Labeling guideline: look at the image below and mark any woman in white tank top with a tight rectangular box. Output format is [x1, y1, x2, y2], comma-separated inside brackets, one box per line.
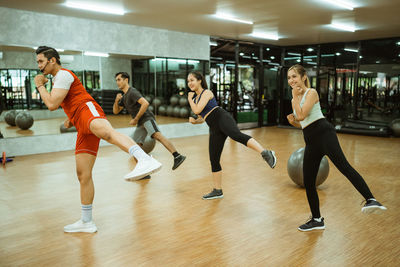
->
[286, 64, 386, 232]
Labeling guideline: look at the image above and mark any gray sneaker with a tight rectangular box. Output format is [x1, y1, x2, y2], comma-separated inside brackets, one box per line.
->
[202, 188, 223, 200]
[298, 217, 325, 232]
[261, 150, 277, 168]
[362, 199, 387, 214]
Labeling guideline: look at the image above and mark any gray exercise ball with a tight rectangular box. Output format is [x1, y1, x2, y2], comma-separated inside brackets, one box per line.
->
[152, 97, 163, 108]
[4, 110, 19, 126]
[166, 106, 174, 117]
[141, 136, 156, 153]
[170, 95, 179, 106]
[287, 147, 329, 187]
[148, 105, 154, 114]
[15, 111, 34, 130]
[179, 97, 188, 107]
[173, 106, 181, 117]
[390, 118, 400, 137]
[158, 105, 167, 116]
[179, 107, 190, 118]
[60, 123, 77, 133]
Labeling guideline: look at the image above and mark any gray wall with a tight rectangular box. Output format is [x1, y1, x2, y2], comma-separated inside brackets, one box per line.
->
[0, 7, 210, 60]
[0, 50, 131, 90]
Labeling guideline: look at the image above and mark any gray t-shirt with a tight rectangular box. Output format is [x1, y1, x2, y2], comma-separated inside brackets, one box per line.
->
[118, 87, 155, 125]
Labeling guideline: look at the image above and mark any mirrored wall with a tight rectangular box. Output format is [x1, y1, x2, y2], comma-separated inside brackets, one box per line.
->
[0, 44, 209, 138]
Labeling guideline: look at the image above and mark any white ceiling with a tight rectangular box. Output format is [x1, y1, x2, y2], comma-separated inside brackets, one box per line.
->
[1, 0, 400, 46]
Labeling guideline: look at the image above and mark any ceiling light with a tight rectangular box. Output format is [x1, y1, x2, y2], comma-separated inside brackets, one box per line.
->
[270, 56, 275, 59]
[344, 48, 358, 53]
[330, 23, 356, 32]
[307, 48, 314, 52]
[65, 1, 126, 15]
[210, 41, 218, 46]
[250, 32, 279, 40]
[240, 52, 245, 56]
[288, 52, 301, 56]
[322, 0, 354, 10]
[56, 48, 65, 52]
[214, 13, 253, 24]
[396, 41, 400, 46]
[84, 51, 109, 57]
[266, 48, 270, 51]
[336, 52, 341, 56]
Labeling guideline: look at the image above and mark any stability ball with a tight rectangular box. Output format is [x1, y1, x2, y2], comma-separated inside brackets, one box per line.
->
[173, 106, 181, 117]
[170, 95, 179, 106]
[148, 105, 154, 114]
[15, 111, 34, 130]
[287, 147, 329, 187]
[166, 106, 174, 117]
[158, 105, 167, 116]
[152, 97, 163, 108]
[144, 95, 153, 104]
[179, 107, 190, 118]
[179, 97, 188, 107]
[4, 110, 18, 126]
[60, 123, 77, 133]
[390, 118, 400, 137]
[141, 136, 156, 153]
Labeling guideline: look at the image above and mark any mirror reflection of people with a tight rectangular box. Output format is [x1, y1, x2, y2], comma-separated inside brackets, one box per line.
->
[187, 71, 277, 200]
[286, 64, 386, 232]
[113, 72, 186, 172]
[34, 46, 162, 233]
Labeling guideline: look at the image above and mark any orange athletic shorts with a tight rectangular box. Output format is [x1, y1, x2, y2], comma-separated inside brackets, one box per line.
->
[74, 101, 106, 156]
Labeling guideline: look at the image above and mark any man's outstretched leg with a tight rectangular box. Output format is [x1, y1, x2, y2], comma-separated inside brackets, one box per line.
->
[89, 118, 162, 180]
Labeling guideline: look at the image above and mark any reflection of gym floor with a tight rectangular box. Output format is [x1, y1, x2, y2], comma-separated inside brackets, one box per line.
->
[0, 114, 187, 138]
[1, 127, 399, 266]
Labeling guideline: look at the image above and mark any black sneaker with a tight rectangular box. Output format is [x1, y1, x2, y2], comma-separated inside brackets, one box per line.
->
[298, 217, 325, 231]
[361, 198, 387, 214]
[140, 175, 151, 180]
[202, 188, 223, 200]
[261, 150, 277, 168]
[172, 154, 186, 170]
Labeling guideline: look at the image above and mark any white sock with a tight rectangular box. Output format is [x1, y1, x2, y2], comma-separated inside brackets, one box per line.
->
[81, 204, 92, 223]
[129, 145, 150, 161]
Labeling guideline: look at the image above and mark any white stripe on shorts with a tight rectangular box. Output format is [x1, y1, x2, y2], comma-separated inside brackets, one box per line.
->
[86, 101, 100, 117]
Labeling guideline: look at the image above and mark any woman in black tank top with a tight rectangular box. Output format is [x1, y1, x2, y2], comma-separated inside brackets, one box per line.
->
[187, 71, 277, 200]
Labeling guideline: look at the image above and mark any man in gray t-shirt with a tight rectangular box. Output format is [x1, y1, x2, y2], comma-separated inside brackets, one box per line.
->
[113, 72, 186, 172]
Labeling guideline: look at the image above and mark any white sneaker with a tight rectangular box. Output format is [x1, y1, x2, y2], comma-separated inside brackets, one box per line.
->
[64, 219, 97, 233]
[124, 156, 162, 181]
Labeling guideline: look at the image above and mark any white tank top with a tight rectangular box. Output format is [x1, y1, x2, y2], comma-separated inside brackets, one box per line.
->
[293, 89, 325, 129]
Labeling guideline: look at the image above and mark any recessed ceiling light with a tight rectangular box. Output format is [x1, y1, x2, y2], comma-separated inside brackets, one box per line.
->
[322, 0, 354, 10]
[330, 23, 356, 32]
[65, 1, 126, 15]
[214, 13, 253, 24]
[336, 52, 341, 56]
[84, 51, 109, 57]
[344, 48, 358, 53]
[250, 32, 279, 40]
[307, 48, 314, 52]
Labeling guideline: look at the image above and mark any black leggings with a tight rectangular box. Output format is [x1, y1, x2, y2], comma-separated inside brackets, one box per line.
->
[205, 107, 251, 172]
[303, 119, 374, 218]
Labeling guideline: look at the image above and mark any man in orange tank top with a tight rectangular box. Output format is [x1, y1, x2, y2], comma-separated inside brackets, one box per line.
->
[34, 46, 162, 233]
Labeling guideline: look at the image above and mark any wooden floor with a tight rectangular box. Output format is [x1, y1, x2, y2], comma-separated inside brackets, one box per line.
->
[0, 114, 186, 138]
[1, 127, 399, 266]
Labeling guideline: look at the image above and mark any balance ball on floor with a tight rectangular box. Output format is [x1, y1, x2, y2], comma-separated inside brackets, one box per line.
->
[60, 123, 77, 133]
[390, 118, 400, 137]
[141, 136, 156, 153]
[15, 111, 34, 130]
[4, 110, 18, 126]
[287, 147, 329, 187]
